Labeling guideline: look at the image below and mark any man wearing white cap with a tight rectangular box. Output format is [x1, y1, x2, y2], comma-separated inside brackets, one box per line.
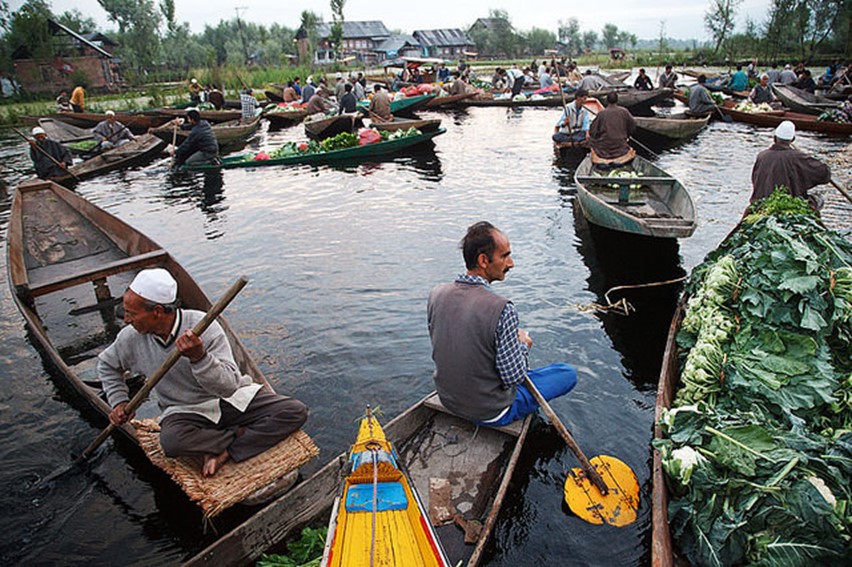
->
[98, 268, 309, 477]
[93, 110, 135, 150]
[750, 120, 831, 208]
[189, 78, 202, 102]
[28, 126, 73, 179]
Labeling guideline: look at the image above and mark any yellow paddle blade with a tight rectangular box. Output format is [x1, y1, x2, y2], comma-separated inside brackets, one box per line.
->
[563, 455, 639, 527]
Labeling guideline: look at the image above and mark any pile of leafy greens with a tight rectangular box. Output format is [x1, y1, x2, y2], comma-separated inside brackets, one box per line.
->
[655, 207, 852, 566]
[256, 526, 327, 567]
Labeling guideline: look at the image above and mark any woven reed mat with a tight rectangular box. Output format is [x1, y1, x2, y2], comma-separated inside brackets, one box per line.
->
[133, 418, 319, 518]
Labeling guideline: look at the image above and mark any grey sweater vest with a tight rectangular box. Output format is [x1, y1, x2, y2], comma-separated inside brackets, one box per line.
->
[428, 282, 516, 421]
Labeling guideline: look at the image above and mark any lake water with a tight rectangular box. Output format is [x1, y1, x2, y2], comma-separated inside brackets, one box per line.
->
[0, 100, 846, 566]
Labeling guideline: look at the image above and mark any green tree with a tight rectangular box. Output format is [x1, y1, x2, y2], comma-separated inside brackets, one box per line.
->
[98, 0, 162, 76]
[526, 27, 556, 56]
[704, 0, 741, 55]
[470, 9, 518, 58]
[329, 0, 345, 58]
[5, 0, 54, 61]
[559, 17, 582, 56]
[299, 10, 320, 65]
[582, 30, 598, 52]
[601, 23, 619, 48]
[657, 20, 669, 58]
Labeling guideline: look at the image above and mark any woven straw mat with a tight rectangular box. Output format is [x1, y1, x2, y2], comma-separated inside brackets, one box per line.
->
[133, 418, 319, 518]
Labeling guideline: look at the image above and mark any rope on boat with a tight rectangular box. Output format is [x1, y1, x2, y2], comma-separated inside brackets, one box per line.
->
[542, 275, 688, 316]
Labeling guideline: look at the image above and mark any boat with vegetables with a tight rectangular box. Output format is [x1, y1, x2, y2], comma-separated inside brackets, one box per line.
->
[771, 83, 841, 116]
[304, 113, 363, 140]
[185, 393, 531, 567]
[182, 127, 446, 171]
[320, 408, 451, 567]
[716, 99, 852, 135]
[263, 103, 309, 128]
[356, 94, 436, 117]
[653, 191, 852, 567]
[573, 155, 696, 238]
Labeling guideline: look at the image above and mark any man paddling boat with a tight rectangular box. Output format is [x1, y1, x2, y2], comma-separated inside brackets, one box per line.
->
[93, 110, 135, 151]
[171, 109, 219, 167]
[99, 268, 309, 477]
[427, 222, 577, 426]
[28, 126, 73, 179]
[588, 91, 636, 164]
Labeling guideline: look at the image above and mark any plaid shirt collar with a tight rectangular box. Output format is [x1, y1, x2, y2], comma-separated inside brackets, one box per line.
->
[455, 273, 490, 287]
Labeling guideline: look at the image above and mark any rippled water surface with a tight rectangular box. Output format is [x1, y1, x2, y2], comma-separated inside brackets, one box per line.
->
[0, 102, 846, 566]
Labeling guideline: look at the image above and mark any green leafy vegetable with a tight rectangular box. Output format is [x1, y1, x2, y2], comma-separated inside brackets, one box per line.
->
[256, 526, 328, 567]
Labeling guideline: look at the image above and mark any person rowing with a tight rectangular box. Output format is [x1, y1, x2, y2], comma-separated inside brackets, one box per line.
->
[28, 126, 73, 179]
[588, 91, 636, 165]
[93, 110, 135, 151]
[552, 88, 591, 145]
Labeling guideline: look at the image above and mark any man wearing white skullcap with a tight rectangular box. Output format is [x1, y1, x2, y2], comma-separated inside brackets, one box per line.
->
[98, 268, 308, 477]
[93, 109, 135, 150]
[750, 120, 831, 209]
[28, 125, 73, 179]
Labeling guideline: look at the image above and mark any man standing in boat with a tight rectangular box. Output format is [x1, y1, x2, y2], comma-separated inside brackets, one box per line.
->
[750, 121, 831, 210]
[93, 110, 135, 150]
[28, 126, 73, 179]
[427, 222, 577, 426]
[99, 268, 309, 477]
[171, 109, 219, 167]
[588, 91, 636, 164]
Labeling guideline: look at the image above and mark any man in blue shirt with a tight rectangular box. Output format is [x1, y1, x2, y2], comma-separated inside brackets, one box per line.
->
[553, 88, 592, 144]
[728, 65, 748, 92]
[427, 222, 577, 426]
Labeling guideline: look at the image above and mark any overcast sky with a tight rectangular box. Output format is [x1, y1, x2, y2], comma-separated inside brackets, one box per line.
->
[15, 0, 772, 41]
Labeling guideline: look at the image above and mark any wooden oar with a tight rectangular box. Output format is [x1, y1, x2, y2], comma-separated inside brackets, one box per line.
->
[37, 276, 248, 485]
[556, 72, 575, 140]
[13, 127, 80, 182]
[524, 376, 639, 527]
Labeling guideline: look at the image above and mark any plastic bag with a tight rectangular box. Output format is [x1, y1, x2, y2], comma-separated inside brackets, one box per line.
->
[358, 128, 382, 146]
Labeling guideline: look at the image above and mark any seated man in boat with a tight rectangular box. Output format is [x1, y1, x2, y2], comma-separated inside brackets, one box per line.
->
[658, 65, 678, 89]
[447, 72, 471, 96]
[727, 65, 748, 92]
[794, 69, 817, 94]
[747, 74, 777, 106]
[687, 75, 716, 117]
[28, 126, 73, 179]
[368, 84, 393, 122]
[304, 87, 334, 118]
[189, 78, 202, 102]
[552, 88, 591, 145]
[634, 68, 653, 90]
[427, 222, 577, 427]
[750, 121, 831, 211]
[338, 83, 358, 114]
[239, 88, 259, 120]
[56, 90, 72, 112]
[171, 109, 219, 168]
[282, 81, 299, 103]
[588, 91, 636, 164]
[99, 268, 309, 477]
[93, 110, 135, 151]
[578, 70, 611, 93]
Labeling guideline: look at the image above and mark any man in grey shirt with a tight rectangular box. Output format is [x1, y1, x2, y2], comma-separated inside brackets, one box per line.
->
[99, 268, 308, 477]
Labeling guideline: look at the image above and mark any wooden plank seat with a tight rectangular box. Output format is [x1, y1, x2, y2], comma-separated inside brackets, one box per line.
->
[424, 393, 524, 438]
[27, 249, 169, 298]
[575, 175, 677, 186]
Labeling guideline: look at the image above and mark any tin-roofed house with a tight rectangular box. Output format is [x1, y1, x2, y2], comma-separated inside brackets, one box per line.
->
[296, 20, 391, 66]
[373, 35, 421, 63]
[413, 29, 475, 59]
[12, 19, 123, 94]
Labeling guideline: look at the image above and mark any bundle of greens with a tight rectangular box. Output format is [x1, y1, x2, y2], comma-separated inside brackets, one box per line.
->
[655, 209, 852, 566]
[378, 126, 422, 141]
[320, 131, 358, 151]
[256, 526, 327, 567]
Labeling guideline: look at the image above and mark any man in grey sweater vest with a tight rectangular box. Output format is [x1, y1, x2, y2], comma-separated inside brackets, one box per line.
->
[99, 268, 308, 477]
[427, 222, 577, 426]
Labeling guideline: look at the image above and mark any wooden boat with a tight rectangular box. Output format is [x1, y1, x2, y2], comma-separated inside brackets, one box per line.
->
[573, 154, 696, 238]
[633, 113, 710, 143]
[264, 106, 309, 129]
[770, 83, 841, 115]
[605, 71, 632, 84]
[5, 180, 272, 452]
[357, 94, 436, 116]
[51, 111, 172, 134]
[591, 88, 673, 110]
[464, 93, 564, 107]
[184, 393, 531, 567]
[679, 68, 721, 80]
[50, 133, 166, 183]
[264, 89, 284, 103]
[424, 91, 477, 108]
[149, 116, 261, 148]
[153, 107, 243, 124]
[184, 128, 446, 171]
[34, 118, 93, 143]
[320, 409, 451, 567]
[717, 99, 852, 135]
[369, 116, 442, 133]
[304, 113, 363, 140]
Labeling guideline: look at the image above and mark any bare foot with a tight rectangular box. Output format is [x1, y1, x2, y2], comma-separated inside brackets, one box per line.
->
[202, 450, 230, 477]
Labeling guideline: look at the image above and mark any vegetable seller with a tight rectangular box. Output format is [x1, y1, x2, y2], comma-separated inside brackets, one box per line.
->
[687, 75, 716, 117]
[93, 110, 135, 150]
[99, 268, 309, 477]
[368, 84, 393, 122]
[748, 74, 776, 105]
[727, 65, 748, 92]
[589, 91, 636, 165]
[427, 222, 577, 426]
[338, 83, 357, 114]
[552, 87, 591, 144]
[750, 121, 831, 210]
[305, 87, 334, 117]
[28, 126, 73, 179]
[171, 109, 219, 167]
[239, 88, 259, 120]
[282, 81, 299, 103]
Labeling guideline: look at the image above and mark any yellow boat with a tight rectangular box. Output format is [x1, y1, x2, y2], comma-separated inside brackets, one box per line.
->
[321, 409, 451, 567]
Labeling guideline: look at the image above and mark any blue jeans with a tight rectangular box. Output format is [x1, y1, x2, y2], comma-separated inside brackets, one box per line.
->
[476, 362, 577, 427]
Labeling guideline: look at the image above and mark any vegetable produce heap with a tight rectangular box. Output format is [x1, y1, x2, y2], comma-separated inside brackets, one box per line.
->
[655, 189, 852, 566]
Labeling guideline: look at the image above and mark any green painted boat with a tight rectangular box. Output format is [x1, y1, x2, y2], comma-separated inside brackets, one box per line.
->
[574, 154, 696, 238]
[183, 128, 446, 171]
[356, 94, 435, 116]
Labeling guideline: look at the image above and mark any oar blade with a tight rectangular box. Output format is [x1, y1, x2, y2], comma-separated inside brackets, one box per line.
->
[563, 455, 639, 527]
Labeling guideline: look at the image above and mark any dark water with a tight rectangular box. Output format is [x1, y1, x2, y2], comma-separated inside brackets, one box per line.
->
[0, 104, 845, 566]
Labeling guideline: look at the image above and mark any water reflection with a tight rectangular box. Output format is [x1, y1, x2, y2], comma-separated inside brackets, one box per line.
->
[161, 170, 228, 239]
[571, 201, 684, 386]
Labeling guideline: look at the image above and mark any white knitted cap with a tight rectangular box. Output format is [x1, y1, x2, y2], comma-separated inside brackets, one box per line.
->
[105, 110, 115, 116]
[775, 120, 795, 141]
[129, 268, 177, 304]
[32, 126, 46, 135]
